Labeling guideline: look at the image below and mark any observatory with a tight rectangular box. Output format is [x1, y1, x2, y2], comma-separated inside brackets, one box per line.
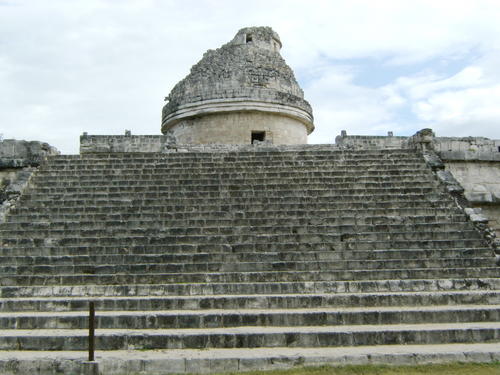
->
[161, 27, 314, 145]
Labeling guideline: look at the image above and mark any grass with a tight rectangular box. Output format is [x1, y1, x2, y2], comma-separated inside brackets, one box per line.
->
[207, 363, 500, 375]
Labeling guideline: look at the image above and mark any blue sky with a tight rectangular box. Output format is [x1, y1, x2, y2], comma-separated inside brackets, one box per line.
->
[1, 0, 500, 153]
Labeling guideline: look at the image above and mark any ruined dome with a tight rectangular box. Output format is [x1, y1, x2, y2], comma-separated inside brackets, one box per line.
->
[161, 26, 314, 145]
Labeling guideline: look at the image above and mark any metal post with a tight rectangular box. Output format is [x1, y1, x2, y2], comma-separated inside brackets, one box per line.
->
[88, 301, 95, 362]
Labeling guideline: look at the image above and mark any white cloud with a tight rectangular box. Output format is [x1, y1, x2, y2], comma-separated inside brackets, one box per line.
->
[413, 85, 500, 137]
[305, 67, 404, 143]
[281, 0, 500, 70]
[379, 51, 500, 138]
[407, 67, 485, 100]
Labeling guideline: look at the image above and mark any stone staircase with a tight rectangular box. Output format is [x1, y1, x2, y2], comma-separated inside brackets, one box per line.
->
[0, 147, 498, 374]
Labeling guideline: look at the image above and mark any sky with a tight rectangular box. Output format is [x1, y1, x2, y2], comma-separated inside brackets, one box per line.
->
[1, 0, 500, 154]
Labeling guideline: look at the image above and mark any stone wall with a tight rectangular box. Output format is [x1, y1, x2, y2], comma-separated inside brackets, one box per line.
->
[167, 112, 308, 145]
[0, 139, 58, 168]
[335, 131, 407, 149]
[443, 161, 500, 204]
[434, 137, 500, 161]
[0, 139, 59, 222]
[433, 137, 500, 237]
[80, 134, 341, 154]
[80, 134, 172, 153]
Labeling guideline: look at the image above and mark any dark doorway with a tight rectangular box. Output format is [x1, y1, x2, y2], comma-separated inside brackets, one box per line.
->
[251, 131, 265, 144]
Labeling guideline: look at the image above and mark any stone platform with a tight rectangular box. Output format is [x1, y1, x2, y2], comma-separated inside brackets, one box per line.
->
[0, 145, 498, 374]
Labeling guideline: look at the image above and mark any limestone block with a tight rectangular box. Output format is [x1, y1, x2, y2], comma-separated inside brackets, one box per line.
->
[465, 189, 493, 203]
[334, 134, 407, 149]
[436, 136, 500, 161]
[80, 135, 170, 154]
[436, 170, 464, 193]
[464, 208, 489, 223]
[423, 153, 444, 170]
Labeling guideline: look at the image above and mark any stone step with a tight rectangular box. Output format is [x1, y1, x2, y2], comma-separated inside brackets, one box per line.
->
[43, 161, 428, 170]
[2, 216, 470, 231]
[1, 344, 498, 374]
[20, 188, 444, 202]
[31, 173, 436, 187]
[30, 165, 427, 180]
[2, 287, 499, 310]
[29, 181, 441, 195]
[40, 153, 426, 162]
[1, 267, 498, 287]
[42, 152, 423, 160]
[36, 164, 429, 176]
[7, 210, 460, 223]
[37, 158, 428, 168]
[9, 198, 459, 212]
[3, 277, 499, 299]
[44, 151, 419, 164]
[4, 210, 466, 224]
[0, 222, 477, 238]
[44, 157, 425, 165]
[17, 194, 453, 207]
[1, 305, 498, 330]
[0, 239, 489, 256]
[34, 171, 430, 183]
[36, 168, 429, 179]
[0, 258, 492, 276]
[9, 203, 458, 219]
[0, 231, 484, 248]
[1, 322, 499, 350]
[20, 197, 450, 210]
[40, 158, 426, 168]
[0, 248, 491, 266]
[7, 207, 460, 223]
[1, 214, 470, 229]
[45, 148, 416, 157]
[34, 169, 433, 182]
[43, 152, 424, 164]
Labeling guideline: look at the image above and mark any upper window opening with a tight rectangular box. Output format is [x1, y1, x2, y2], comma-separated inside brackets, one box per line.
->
[498, 146, 500, 152]
[246, 34, 253, 43]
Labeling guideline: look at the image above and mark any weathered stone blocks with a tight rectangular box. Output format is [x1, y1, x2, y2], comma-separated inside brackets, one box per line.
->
[161, 27, 313, 144]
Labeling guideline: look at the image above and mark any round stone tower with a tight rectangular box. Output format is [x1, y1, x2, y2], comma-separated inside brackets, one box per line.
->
[161, 26, 314, 144]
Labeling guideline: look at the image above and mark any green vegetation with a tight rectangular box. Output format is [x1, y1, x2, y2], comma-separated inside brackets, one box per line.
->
[208, 363, 500, 375]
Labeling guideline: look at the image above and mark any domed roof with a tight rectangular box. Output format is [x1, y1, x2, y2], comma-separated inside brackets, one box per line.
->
[161, 26, 313, 134]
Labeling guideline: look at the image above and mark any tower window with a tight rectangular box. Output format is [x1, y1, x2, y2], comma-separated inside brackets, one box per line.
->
[246, 34, 253, 43]
[498, 146, 500, 152]
[251, 131, 265, 144]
